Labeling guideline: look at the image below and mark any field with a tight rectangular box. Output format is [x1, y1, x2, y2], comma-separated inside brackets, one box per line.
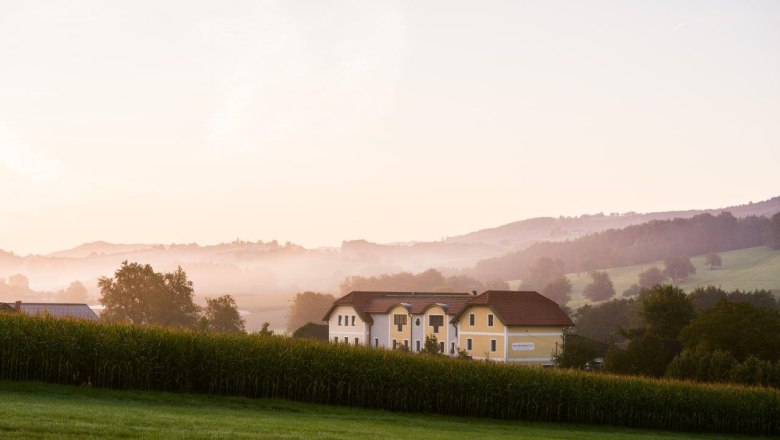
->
[509, 246, 780, 309]
[0, 380, 763, 440]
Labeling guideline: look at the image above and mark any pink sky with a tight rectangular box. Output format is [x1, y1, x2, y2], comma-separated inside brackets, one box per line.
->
[1, 1, 779, 255]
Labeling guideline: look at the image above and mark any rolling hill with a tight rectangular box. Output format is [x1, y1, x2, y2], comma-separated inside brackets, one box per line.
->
[509, 246, 780, 309]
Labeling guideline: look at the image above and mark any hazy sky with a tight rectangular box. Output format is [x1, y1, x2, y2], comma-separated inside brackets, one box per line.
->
[1, 1, 779, 255]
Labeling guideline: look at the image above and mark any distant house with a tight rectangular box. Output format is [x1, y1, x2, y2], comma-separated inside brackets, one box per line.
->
[0, 301, 100, 321]
[291, 322, 329, 341]
[322, 290, 573, 366]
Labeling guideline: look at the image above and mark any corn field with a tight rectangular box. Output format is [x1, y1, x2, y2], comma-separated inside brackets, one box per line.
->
[0, 313, 778, 436]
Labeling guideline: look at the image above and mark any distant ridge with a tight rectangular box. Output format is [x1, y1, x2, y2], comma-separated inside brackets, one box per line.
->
[444, 196, 780, 249]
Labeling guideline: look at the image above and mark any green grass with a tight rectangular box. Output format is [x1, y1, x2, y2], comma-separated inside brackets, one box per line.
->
[509, 246, 780, 309]
[0, 381, 765, 440]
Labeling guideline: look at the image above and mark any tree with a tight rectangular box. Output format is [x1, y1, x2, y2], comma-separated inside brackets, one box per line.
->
[159, 266, 200, 328]
[287, 291, 336, 332]
[662, 256, 696, 283]
[58, 281, 89, 303]
[582, 271, 615, 302]
[572, 298, 637, 344]
[727, 289, 779, 310]
[637, 266, 666, 288]
[422, 334, 440, 355]
[604, 330, 672, 377]
[541, 276, 572, 305]
[622, 284, 641, 297]
[556, 334, 601, 369]
[688, 285, 727, 313]
[704, 252, 722, 270]
[767, 212, 780, 250]
[202, 295, 246, 334]
[258, 322, 273, 336]
[520, 257, 566, 291]
[679, 301, 780, 362]
[641, 284, 694, 340]
[99, 261, 170, 326]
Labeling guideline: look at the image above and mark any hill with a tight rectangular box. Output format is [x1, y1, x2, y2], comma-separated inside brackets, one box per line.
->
[446, 196, 780, 249]
[0, 381, 745, 440]
[508, 246, 780, 309]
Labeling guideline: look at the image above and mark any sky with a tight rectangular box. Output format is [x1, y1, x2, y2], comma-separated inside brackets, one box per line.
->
[1, 1, 779, 255]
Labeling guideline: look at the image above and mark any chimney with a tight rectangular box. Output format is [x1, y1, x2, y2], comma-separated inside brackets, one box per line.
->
[472, 290, 477, 296]
[14, 301, 21, 311]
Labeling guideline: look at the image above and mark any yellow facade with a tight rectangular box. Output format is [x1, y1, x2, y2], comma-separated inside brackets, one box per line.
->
[505, 326, 563, 365]
[423, 305, 448, 350]
[457, 305, 505, 360]
[388, 305, 411, 349]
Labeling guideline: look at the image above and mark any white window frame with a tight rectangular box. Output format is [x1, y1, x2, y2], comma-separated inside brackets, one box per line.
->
[466, 338, 472, 351]
[469, 313, 475, 326]
[374, 337, 379, 347]
[490, 339, 497, 352]
[488, 314, 494, 327]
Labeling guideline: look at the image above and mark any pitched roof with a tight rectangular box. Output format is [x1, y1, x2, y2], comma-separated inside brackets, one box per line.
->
[16, 303, 100, 321]
[451, 291, 573, 327]
[321, 291, 470, 323]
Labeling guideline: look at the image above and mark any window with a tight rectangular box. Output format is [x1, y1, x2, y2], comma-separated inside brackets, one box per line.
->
[393, 314, 407, 331]
[469, 314, 475, 326]
[354, 337, 359, 345]
[467, 338, 472, 351]
[429, 315, 444, 333]
[450, 342, 455, 354]
[351, 316, 355, 326]
[392, 339, 397, 350]
[439, 342, 444, 353]
[338, 315, 342, 326]
[344, 337, 348, 344]
[334, 336, 338, 344]
[374, 338, 379, 348]
[416, 340, 421, 352]
[488, 314, 494, 327]
[490, 339, 496, 352]
[404, 339, 408, 349]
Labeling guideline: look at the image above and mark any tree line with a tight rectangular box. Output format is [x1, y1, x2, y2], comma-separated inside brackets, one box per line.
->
[472, 211, 775, 281]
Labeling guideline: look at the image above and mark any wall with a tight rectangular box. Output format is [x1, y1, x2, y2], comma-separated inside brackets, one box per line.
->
[327, 305, 367, 346]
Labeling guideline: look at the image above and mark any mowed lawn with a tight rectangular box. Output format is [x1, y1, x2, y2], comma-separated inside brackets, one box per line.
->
[0, 381, 765, 440]
[509, 246, 780, 309]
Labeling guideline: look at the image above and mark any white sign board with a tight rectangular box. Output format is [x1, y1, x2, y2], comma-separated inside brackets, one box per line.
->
[512, 342, 535, 351]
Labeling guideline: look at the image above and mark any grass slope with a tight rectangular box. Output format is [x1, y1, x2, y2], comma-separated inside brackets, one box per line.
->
[0, 381, 761, 440]
[509, 246, 780, 308]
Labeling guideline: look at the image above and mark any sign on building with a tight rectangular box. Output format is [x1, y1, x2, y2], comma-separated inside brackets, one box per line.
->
[511, 342, 534, 351]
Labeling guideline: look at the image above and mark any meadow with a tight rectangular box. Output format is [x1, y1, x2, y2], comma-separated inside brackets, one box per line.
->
[509, 246, 780, 308]
[0, 380, 766, 440]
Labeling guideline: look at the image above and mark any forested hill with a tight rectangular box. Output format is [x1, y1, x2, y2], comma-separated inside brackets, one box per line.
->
[468, 212, 774, 282]
[446, 196, 780, 249]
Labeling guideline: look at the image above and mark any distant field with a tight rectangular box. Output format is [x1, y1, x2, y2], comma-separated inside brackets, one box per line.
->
[509, 246, 780, 309]
[0, 381, 761, 440]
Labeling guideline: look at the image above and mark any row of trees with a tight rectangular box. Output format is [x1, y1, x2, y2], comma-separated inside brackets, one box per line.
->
[99, 261, 245, 333]
[473, 212, 771, 281]
[521, 253, 704, 305]
[340, 268, 508, 295]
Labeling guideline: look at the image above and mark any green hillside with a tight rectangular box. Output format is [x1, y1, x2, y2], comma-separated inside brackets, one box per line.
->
[510, 246, 780, 309]
[0, 381, 755, 440]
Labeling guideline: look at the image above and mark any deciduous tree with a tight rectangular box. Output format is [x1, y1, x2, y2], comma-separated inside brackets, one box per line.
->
[583, 271, 615, 302]
[637, 266, 666, 288]
[203, 294, 246, 334]
[704, 252, 722, 270]
[662, 256, 696, 283]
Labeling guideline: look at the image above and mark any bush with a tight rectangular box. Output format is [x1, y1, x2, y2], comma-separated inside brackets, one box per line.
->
[1, 313, 779, 436]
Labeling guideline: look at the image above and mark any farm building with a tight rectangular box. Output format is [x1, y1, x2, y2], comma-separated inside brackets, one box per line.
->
[0, 301, 100, 321]
[322, 290, 573, 366]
